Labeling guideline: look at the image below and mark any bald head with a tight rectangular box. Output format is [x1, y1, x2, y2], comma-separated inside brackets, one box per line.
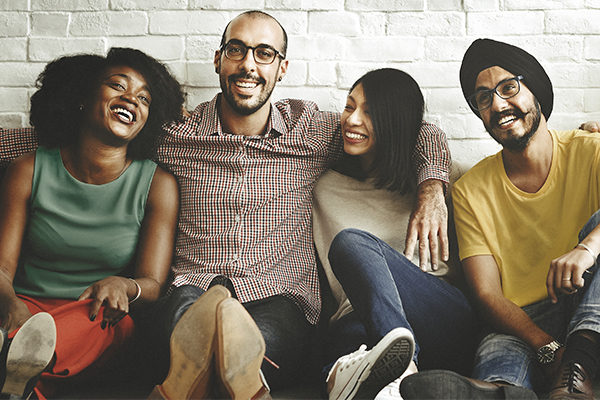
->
[220, 11, 287, 58]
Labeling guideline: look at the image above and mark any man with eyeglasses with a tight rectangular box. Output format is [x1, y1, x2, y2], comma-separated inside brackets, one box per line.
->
[138, 9, 451, 399]
[400, 38, 600, 400]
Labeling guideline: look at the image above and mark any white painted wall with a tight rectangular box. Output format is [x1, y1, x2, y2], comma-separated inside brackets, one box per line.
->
[2, 0, 600, 163]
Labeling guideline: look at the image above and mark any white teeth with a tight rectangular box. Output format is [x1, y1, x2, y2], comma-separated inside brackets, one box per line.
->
[114, 108, 133, 122]
[498, 115, 517, 126]
[345, 132, 367, 140]
[236, 81, 258, 89]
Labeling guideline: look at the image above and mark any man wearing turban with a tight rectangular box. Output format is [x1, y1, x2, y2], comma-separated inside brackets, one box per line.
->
[400, 38, 600, 400]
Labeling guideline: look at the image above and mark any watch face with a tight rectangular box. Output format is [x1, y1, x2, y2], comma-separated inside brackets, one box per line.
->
[538, 346, 555, 364]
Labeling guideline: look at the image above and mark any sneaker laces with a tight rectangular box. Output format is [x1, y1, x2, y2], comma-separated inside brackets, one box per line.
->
[327, 344, 369, 380]
[558, 362, 587, 394]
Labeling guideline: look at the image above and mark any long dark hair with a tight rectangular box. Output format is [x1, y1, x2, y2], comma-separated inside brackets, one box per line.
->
[334, 68, 424, 194]
[30, 47, 185, 160]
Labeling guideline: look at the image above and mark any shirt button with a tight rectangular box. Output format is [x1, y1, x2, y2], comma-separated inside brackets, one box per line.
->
[235, 215, 241, 222]
[238, 176, 244, 183]
[232, 253, 238, 261]
[238, 146, 244, 152]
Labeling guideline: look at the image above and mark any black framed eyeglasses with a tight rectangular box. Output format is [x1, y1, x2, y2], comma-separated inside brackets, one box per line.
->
[221, 40, 285, 65]
[467, 75, 524, 111]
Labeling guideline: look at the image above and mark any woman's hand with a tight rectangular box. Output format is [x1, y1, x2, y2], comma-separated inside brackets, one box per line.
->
[78, 276, 136, 329]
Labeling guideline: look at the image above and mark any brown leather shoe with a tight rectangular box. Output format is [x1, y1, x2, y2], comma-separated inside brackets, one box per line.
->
[148, 286, 231, 400]
[549, 362, 594, 400]
[400, 370, 538, 399]
[215, 298, 272, 400]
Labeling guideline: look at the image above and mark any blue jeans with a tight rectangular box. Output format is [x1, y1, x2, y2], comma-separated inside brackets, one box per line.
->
[135, 279, 315, 391]
[473, 210, 600, 391]
[321, 229, 478, 384]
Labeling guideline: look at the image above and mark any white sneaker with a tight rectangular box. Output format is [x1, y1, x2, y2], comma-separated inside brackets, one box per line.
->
[376, 377, 402, 400]
[326, 327, 415, 400]
[375, 361, 418, 400]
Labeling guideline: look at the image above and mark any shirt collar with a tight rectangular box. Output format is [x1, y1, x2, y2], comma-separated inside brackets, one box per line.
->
[210, 93, 285, 139]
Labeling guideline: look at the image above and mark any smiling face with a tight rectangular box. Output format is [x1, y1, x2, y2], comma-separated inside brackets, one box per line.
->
[83, 65, 151, 144]
[214, 14, 288, 116]
[341, 83, 376, 169]
[475, 66, 542, 151]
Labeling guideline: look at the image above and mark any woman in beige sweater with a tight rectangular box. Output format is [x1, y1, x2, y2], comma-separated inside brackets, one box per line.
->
[314, 68, 478, 400]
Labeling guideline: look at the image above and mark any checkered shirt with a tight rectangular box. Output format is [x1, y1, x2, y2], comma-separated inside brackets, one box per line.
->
[0, 127, 37, 169]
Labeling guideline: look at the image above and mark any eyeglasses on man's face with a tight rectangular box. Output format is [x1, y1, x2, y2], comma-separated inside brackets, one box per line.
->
[468, 75, 524, 111]
[221, 40, 285, 65]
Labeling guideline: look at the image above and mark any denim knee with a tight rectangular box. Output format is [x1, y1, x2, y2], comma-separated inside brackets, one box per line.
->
[329, 229, 371, 257]
[579, 209, 600, 242]
[473, 332, 543, 390]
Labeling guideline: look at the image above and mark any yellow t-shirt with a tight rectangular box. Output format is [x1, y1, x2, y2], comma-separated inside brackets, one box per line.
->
[453, 130, 600, 307]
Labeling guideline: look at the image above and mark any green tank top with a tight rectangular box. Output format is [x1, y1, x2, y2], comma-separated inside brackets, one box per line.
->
[13, 146, 157, 299]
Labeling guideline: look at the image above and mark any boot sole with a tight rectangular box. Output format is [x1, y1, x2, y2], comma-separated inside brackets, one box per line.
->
[2, 312, 56, 397]
[155, 285, 230, 400]
[330, 327, 414, 400]
[216, 298, 266, 400]
[354, 333, 414, 399]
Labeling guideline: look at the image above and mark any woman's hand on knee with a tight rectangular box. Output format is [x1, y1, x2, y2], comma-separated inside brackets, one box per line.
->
[78, 276, 132, 328]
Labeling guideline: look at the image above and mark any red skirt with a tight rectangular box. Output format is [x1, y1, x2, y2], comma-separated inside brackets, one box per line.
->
[9, 295, 135, 399]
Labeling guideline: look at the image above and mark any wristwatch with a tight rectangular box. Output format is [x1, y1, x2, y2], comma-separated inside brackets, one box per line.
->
[536, 340, 563, 364]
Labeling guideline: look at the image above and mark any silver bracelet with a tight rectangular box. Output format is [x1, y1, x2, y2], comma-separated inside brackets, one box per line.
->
[129, 278, 142, 304]
[576, 243, 597, 262]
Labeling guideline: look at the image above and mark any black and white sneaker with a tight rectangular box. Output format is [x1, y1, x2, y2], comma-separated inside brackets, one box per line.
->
[326, 327, 415, 400]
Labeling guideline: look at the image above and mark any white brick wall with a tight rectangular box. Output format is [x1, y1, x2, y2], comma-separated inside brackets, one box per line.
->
[2, 1, 600, 163]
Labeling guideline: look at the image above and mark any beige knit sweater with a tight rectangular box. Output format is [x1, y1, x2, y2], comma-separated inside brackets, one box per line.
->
[312, 164, 467, 324]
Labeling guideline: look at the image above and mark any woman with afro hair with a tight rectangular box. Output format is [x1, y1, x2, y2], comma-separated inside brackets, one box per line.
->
[0, 47, 184, 399]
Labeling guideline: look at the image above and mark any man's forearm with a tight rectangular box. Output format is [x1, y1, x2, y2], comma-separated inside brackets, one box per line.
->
[417, 178, 444, 199]
[475, 290, 555, 352]
[406, 178, 449, 269]
[463, 256, 555, 351]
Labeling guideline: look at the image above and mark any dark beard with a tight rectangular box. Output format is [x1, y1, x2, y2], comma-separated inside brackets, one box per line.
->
[486, 99, 542, 152]
[220, 73, 271, 116]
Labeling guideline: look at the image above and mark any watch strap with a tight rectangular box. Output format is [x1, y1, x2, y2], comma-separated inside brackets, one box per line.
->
[536, 340, 563, 363]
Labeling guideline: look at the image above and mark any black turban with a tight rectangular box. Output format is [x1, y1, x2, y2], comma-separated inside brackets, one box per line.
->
[459, 38, 553, 121]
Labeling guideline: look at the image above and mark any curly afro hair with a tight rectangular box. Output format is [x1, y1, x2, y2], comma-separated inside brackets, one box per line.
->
[30, 47, 185, 159]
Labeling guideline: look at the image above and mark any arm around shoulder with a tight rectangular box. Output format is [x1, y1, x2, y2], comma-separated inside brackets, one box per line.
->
[404, 123, 451, 269]
[0, 127, 38, 169]
[413, 122, 451, 187]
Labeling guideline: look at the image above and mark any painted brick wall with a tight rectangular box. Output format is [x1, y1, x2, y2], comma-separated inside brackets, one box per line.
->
[1, 0, 600, 163]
